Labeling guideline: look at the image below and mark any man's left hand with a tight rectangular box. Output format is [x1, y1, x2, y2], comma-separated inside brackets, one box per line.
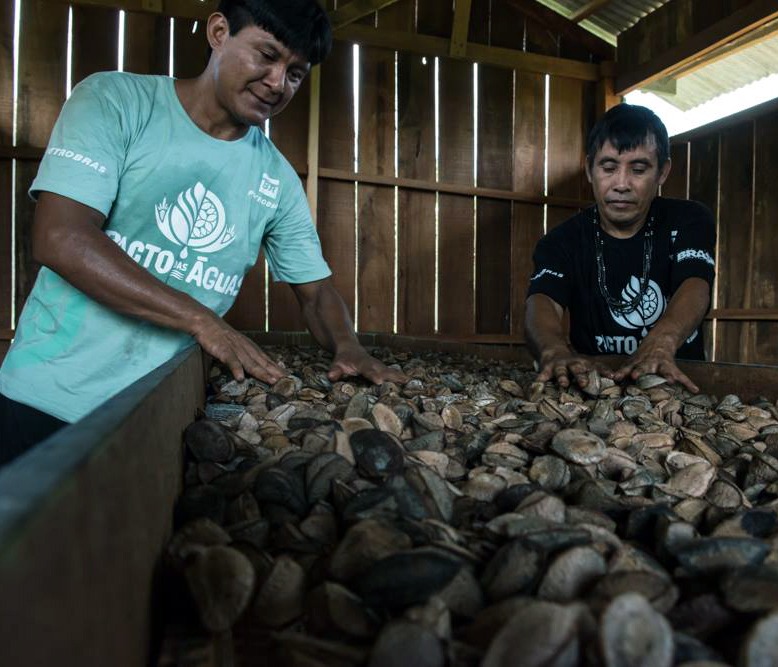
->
[328, 344, 409, 385]
[613, 333, 699, 393]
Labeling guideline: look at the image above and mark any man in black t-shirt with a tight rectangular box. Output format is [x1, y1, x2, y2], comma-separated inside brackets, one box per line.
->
[525, 104, 716, 393]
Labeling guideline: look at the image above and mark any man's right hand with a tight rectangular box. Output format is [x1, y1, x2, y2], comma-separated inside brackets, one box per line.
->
[536, 345, 614, 390]
[191, 313, 286, 384]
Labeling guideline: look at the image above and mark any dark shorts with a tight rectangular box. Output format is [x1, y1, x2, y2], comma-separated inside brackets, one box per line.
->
[0, 393, 68, 466]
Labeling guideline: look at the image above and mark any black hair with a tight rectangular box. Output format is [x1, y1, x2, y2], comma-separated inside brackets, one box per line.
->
[586, 103, 670, 168]
[217, 0, 332, 65]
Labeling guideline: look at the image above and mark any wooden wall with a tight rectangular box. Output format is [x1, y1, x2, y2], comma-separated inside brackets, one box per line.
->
[666, 97, 778, 365]
[0, 0, 597, 362]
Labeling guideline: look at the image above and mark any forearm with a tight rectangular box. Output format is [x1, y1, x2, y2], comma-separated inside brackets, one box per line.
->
[296, 280, 360, 354]
[33, 197, 214, 336]
[525, 294, 571, 362]
[643, 277, 710, 352]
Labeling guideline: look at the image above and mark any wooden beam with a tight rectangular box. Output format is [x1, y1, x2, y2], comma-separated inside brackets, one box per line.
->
[707, 309, 778, 322]
[569, 0, 613, 24]
[616, 0, 778, 94]
[318, 167, 592, 209]
[329, 0, 401, 30]
[306, 66, 321, 225]
[449, 0, 472, 58]
[503, 0, 615, 59]
[337, 24, 600, 81]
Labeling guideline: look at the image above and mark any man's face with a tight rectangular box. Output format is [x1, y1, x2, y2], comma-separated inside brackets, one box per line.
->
[585, 137, 671, 237]
[210, 16, 310, 127]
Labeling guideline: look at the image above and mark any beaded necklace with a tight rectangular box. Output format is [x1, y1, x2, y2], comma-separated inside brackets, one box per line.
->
[593, 207, 654, 316]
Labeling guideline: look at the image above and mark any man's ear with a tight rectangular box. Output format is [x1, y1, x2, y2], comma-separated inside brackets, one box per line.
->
[584, 159, 593, 184]
[206, 12, 231, 51]
[658, 158, 672, 187]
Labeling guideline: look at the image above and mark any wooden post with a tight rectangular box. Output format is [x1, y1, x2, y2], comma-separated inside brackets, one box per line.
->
[306, 65, 321, 225]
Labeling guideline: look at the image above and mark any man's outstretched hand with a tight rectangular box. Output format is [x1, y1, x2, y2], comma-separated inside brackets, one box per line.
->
[327, 343, 409, 385]
[536, 345, 615, 390]
[613, 333, 699, 393]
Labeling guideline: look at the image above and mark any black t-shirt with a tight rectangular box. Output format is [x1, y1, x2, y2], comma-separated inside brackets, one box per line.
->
[527, 197, 716, 360]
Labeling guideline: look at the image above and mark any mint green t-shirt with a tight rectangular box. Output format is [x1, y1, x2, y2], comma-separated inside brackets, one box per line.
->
[0, 72, 331, 422]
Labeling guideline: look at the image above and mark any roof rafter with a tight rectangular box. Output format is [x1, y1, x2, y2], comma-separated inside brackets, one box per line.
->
[569, 0, 614, 24]
[328, 0, 402, 31]
[449, 0, 473, 58]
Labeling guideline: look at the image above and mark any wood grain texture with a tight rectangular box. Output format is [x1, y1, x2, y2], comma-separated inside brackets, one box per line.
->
[514, 71, 546, 197]
[224, 253, 266, 332]
[662, 141, 689, 199]
[172, 17, 209, 79]
[715, 122, 752, 362]
[270, 76, 310, 174]
[438, 193, 475, 336]
[319, 41, 354, 172]
[396, 50, 435, 335]
[438, 57, 473, 186]
[511, 202, 545, 340]
[0, 0, 13, 145]
[123, 11, 170, 75]
[688, 135, 719, 214]
[317, 179, 356, 321]
[71, 5, 118, 87]
[13, 161, 39, 316]
[547, 77, 585, 200]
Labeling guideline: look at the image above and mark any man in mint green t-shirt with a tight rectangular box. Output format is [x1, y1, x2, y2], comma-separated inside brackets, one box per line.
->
[0, 0, 407, 465]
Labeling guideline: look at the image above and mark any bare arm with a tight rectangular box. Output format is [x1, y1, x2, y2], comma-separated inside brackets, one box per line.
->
[525, 293, 612, 388]
[613, 277, 710, 392]
[32, 191, 285, 382]
[290, 279, 408, 384]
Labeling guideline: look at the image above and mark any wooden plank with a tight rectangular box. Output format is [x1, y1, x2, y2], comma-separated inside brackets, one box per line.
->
[330, 0, 401, 30]
[753, 109, 778, 365]
[336, 25, 601, 81]
[662, 141, 689, 199]
[715, 122, 753, 362]
[688, 135, 719, 221]
[355, 44, 394, 332]
[449, 0, 472, 57]
[123, 11, 170, 75]
[0, 160, 11, 331]
[14, 161, 40, 315]
[396, 49, 435, 335]
[224, 253, 266, 332]
[547, 77, 585, 200]
[476, 63, 513, 334]
[270, 77, 310, 174]
[172, 17, 209, 79]
[0, 0, 13, 145]
[547, 205, 579, 232]
[317, 179, 356, 322]
[416, 0, 454, 38]
[438, 58, 473, 187]
[0, 347, 203, 667]
[511, 203, 544, 340]
[616, 0, 778, 94]
[16, 0, 68, 148]
[318, 166, 591, 207]
[375, 0, 414, 31]
[513, 72, 546, 197]
[319, 41, 354, 172]
[306, 66, 321, 220]
[71, 5, 118, 87]
[438, 193, 475, 336]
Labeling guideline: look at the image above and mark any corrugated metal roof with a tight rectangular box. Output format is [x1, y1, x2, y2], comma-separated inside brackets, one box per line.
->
[534, 0, 778, 111]
[535, 0, 673, 45]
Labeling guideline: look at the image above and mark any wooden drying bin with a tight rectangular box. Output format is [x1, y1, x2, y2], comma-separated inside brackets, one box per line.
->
[0, 334, 776, 667]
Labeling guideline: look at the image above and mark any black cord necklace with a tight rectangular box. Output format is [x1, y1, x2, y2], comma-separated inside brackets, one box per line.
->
[593, 207, 654, 316]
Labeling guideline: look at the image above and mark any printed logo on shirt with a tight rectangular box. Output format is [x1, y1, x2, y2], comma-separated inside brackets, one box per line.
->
[530, 268, 565, 282]
[247, 173, 280, 209]
[676, 248, 715, 266]
[154, 182, 236, 259]
[608, 275, 667, 333]
[45, 146, 108, 174]
[671, 230, 678, 244]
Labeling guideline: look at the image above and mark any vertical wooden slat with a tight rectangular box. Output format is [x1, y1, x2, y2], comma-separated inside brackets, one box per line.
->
[318, 41, 355, 320]
[267, 76, 311, 332]
[71, 5, 118, 87]
[397, 50, 435, 335]
[224, 252, 266, 332]
[172, 18, 209, 79]
[547, 76, 585, 201]
[662, 141, 689, 200]
[688, 135, 719, 214]
[437, 57, 474, 336]
[547, 206, 578, 232]
[476, 63, 513, 335]
[715, 123, 752, 362]
[511, 203, 544, 340]
[123, 12, 170, 75]
[0, 161, 11, 332]
[0, 0, 13, 145]
[753, 110, 778, 364]
[514, 72, 545, 196]
[356, 45, 395, 333]
[15, 0, 68, 315]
